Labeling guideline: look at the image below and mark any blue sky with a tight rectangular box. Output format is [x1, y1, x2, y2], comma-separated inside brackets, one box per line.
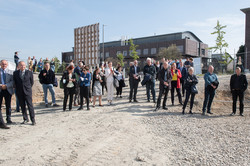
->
[0, 0, 249, 62]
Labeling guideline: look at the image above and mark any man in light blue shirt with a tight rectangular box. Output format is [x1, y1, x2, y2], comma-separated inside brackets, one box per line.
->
[202, 65, 218, 115]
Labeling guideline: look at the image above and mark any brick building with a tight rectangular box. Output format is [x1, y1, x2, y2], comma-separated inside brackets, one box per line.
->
[100, 31, 209, 68]
[241, 7, 250, 70]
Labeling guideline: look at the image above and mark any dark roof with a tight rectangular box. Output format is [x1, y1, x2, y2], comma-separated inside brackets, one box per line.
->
[101, 31, 203, 47]
[241, 7, 250, 13]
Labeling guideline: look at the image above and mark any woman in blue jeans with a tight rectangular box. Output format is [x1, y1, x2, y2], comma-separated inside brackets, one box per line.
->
[182, 67, 198, 114]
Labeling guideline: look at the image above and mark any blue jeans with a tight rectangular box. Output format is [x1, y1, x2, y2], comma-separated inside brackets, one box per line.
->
[42, 84, 56, 104]
[202, 87, 215, 113]
[146, 80, 156, 101]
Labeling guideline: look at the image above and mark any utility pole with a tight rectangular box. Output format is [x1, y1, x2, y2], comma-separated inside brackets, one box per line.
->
[102, 24, 107, 62]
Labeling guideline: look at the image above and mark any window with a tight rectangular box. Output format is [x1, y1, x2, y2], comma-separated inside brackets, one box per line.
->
[105, 52, 110, 58]
[143, 49, 148, 55]
[136, 49, 141, 55]
[123, 51, 127, 56]
[202, 49, 205, 55]
[151, 48, 156, 55]
[117, 51, 121, 55]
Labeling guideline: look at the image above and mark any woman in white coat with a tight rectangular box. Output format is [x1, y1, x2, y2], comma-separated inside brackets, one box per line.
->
[105, 61, 116, 105]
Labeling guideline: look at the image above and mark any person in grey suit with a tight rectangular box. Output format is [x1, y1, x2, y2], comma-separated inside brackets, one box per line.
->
[13, 61, 36, 125]
[0, 60, 14, 129]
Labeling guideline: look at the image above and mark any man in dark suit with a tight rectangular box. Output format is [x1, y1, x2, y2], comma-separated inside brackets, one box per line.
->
[155, 62, 172, 111]
[32, 56, 37, 72]
[129, 60, 140, 102]
[13, 61, 36, 125]
[230, 67, 248, 116]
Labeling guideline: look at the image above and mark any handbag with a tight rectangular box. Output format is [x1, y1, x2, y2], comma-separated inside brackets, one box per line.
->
[191, 85, 198, 94]
[113, 77, 119, 88]
[120, 79, 126, 87]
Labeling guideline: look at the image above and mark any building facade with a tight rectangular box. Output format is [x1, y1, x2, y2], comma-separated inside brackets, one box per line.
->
[241, 7, 250, 70]
[100, 31, 208, 68]
[74, 23, 100, 67]
[62, 47, 74, 65]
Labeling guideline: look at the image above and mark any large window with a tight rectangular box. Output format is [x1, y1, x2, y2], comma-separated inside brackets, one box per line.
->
[136, 49, 141, 55]
[117, 51, 121, 55]
[105, 52, 110, 58]
[123, 51, 127, 56]
[143, 48, 148, 55]
[151, 48, 156, 55]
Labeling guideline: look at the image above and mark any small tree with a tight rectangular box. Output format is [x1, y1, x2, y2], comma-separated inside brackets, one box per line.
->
[210, 20, 233, 72]
[128, 39, 139, 60]
[117, 53, 124, 67]
[53, 57, 60, 73]
[105, 57, 119, 67]
[158, 44, 182, 60]
[57, 61, 66, 73]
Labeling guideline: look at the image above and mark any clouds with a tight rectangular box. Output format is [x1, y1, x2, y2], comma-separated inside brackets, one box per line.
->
[184, 14, 245, 55]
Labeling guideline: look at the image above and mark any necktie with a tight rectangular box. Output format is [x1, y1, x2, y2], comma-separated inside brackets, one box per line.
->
[3, 70, 6, 84]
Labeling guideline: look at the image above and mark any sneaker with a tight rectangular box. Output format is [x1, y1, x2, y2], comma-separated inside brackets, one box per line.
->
[53, 103, 60, 107]
[240, 113, 244, 116]
[230, 112, 235, 116]
[120, 96, 122, 98]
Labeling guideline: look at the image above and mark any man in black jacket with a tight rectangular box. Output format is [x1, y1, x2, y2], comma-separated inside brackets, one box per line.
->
[230, 67, 248, 116]
[129, 60, 140, 102]
[39, 62, 59, 108]
[155, 62, 172, 111]
[13, 61, 36, 125]
[143, 58, 156, 103]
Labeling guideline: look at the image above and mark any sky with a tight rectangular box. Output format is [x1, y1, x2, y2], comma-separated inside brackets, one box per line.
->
[0, 0, 249, 63]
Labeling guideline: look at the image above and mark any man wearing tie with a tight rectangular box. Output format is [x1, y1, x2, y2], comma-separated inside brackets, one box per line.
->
[0, 60, 14, 129]
[13, 61, 36, 125]
[129, 60, 140, 102]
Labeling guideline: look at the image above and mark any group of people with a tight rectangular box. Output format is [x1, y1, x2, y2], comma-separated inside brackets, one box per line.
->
[0, 55, 248, 130]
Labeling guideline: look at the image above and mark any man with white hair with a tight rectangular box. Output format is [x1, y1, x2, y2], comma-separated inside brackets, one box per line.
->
[143, 58, 156, 103]
[202, 65, 218, 115]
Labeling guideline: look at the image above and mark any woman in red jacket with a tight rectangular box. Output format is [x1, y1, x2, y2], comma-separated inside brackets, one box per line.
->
[171, 63, 183, 105]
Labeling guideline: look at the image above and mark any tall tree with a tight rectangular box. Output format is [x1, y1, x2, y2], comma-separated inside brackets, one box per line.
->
[128, 39, 139, 60]
[158, 44, 182, 60]
[53, 57, 60, 73]
[236, 45, 245, 61]
[117, 53, 124, 67]
[210, 20, 233, 72]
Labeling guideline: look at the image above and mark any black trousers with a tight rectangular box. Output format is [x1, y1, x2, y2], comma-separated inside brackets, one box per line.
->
[232, 90, 244, 114]
[129, 79, 139, 101]
[116, 80, 123, 96]
[80, 86, 90, 109]
[171, 81, 182, 104]
[156, 87, 169, 108]
[18, 92, 35, 122]
[0, 109, 5, 126]
[63, 87, 75, 110]
[183, 90, 196, 111]
[181, 79, 185, 96]
[101, 82, 107, 95]
[0, 90, 12, 122]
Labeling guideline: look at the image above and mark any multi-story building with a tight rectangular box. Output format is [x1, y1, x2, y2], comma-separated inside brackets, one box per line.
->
[241, 7, 250, 70]
[61, 47, 74, 65]
[74, 23, 100, 68]
[100, 31, 209, 68]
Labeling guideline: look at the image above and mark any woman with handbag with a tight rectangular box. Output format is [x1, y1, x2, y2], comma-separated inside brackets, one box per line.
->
[92, 67, 103, 107]
[62, 65, 77, 111]
[78, 66, 91, 110]
[182, 67, 198, 114]
[116, 66, 125, 98]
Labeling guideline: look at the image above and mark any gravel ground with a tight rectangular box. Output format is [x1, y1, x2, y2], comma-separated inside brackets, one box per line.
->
[0, 74, 249, 165]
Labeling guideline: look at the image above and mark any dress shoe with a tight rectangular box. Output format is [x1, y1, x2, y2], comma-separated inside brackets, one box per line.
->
[240, 113, 244, 116]
[202, 112, 206, 116]
[162, 107, 168, 110]
[32, 121, 36, 125]
[99, 105, 103, 107]
[154, 107, 160, 112]
[77, 107, 83, 110]
[0, 124, 10, 129]
[230, 112, 235, 116]
[172, 103, 174, 106]
[120, 96, 122, 98]
[147, 100, 150, 102]
[179, 103, 183, 106]
[129, 100, 132, 103]
[21, 120, 29, 124]
[45, 104, 49, 108]
[134, 100, 138, 102]
[182, 110, 185, 115]
[189, 110, 193, 114]
[87, 108, 90, 111]
[207, 111, 213, 114]
[153, 100, 156, 103]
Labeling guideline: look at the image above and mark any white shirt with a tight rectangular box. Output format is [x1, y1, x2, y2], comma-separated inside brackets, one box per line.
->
[117, 72, 123, 81]
[104, 67, 114, 83]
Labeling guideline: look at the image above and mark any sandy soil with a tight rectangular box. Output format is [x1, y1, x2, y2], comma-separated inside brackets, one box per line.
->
[0, 74, 249, 165]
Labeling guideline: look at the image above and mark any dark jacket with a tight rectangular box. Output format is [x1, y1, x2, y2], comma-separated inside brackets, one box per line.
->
[230, 74, 248, 92]
[184, 74, 198, 91]
[13, 70, 34, 96]
[61, 71, 77, 89]
[39, 69, 55, 84]
[143, 64, 156, 80]
[158, 68, 172, 90]
[129, 65, 141, 81]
